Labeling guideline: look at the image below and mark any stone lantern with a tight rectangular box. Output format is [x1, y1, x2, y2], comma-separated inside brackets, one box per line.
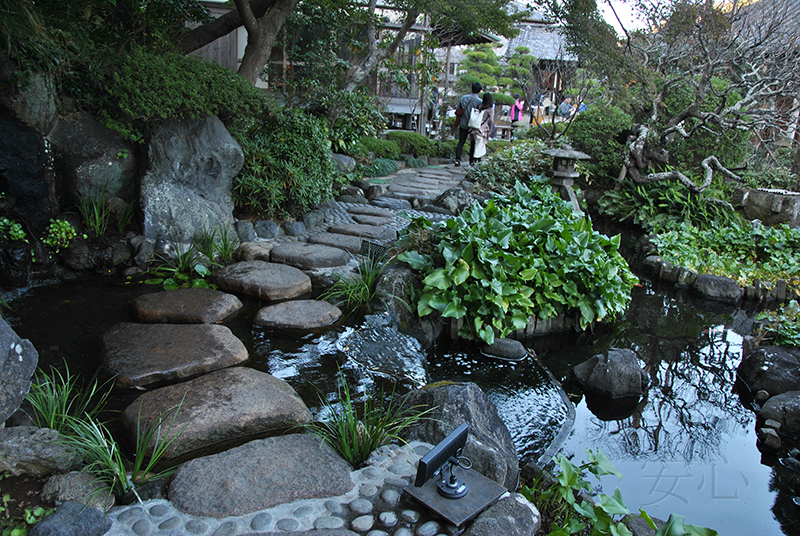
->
[541, 144, 590, 212]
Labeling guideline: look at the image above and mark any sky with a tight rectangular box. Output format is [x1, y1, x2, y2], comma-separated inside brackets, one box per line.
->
[599, 0, 648, 35]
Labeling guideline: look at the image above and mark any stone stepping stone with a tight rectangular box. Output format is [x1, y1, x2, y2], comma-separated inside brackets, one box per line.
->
[254, 300, 342, 329]
[352, 214, 394, 226]
[102, 323, 248, 389]
[121, 367, 310, 460]
[212, 261, 311, 300]
[327, 223, 396, 242]
[387, 191, 434, 203]
[347, 205, 394, 218]
[308, 232, 363, 254]
[389, 184, 440, 195]
[236, 241, 273, 262]
[168, 434, 355, 518]
[371, 197, 412, 210]
[270, 242, 350, 270]
[131, 288, 242, 324]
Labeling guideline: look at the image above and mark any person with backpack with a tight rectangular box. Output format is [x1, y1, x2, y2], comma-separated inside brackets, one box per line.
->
[453, 82, 483, 166]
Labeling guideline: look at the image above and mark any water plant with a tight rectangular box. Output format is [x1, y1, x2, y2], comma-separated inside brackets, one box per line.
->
[25, 364, 112, 435]
[319, 254, 392, 310]
[521, 449, 718, 536]
[755, 300, 800, 347]
[190, 225, 240, 265]
[76, 189, 112, 237]
[41, 219, 81, 254]
[0, 218, 27, 243]
[0, 484, 52, 536]
[303, 371, 434, 468]
[144, 246, 215, 290]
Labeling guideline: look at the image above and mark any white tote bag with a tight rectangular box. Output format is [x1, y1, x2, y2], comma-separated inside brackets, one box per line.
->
[467, 107, 482, 129]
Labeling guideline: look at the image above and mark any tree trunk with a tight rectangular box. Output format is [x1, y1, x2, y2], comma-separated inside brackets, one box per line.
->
[177, 0, 277, 55]
[235, 0, 300, 84]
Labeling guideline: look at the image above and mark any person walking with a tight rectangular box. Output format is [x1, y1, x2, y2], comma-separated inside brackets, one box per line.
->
[454, 82, 483, 166]
[470, 93, 494, 166]
[510, 93, 524, 139]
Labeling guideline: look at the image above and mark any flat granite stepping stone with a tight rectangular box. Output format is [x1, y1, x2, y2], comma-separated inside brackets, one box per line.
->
[103, 323, 248, 389]
[327, 223, 396, 242]
[168, 434, 355, 518]
[131, 288, 243, 324]
[254, 300, 342, 329]
[347, 205, 395, 218]
[212, 260, 311, 300]
[371, 197, 412, 210]
[121, 367, 310, 460]
[270, 242, 350, 270]
[352, 214, 394, 226]
[308, 232, 363, 254]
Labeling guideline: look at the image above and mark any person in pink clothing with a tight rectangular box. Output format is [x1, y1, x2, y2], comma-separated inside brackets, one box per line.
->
[510, 93, 524, 139]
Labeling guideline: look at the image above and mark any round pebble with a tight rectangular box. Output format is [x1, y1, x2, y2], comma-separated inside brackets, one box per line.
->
[117, 507, 144, 523]
[211, 521, 238, 536]
[386, 477, 409, 487]
[362, 467, 382, 479]
[367, 530, 389, 536]
[381, 489, 400, 507]
[185, 519, 209, 534]
[349, 498, 373, 514]
[351, 514, 375, 532]
[294, 506, 313, 518]
[416, 520, 440, 536]
[276, 518, 300, 531]
[413, 445, 431, 457]
[148, 504, 170, 517]
[158, 517, 182, 530]
[395, 528, 414, 536]
[400, 510, 421, 523]
[314, 516, 345, 529]
[378, 511, 398, 527]
[131, 519, 152, 536]
[250, 512, 272, 531]
[389, 463, 408, 475]
[360, 483, 379, 497]
[325, 500, 345, 514]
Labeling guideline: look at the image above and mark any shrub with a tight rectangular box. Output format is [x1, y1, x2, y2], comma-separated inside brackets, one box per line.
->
[755, 300, 800, 347]
[398, 179, 638, 344]
[233, 108, 337, 217]
[362, 158, 400, 178]
[569, 105, 633, 187]
[405, 157, 426, 168]
[309, 90, 388, 154]
[467, 140, 550, 191]
[431, 139, 458, 158]
[356, 137, 401, 160]
[386, 131, 432, 156]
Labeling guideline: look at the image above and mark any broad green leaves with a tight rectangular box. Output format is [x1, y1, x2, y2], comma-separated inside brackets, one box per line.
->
[397, 178, 638, 344]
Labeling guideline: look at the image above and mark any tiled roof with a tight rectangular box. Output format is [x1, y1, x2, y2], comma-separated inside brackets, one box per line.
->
[499, 22, 577, 61]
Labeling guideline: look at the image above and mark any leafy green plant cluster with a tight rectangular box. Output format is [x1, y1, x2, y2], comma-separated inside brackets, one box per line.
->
[465, 140, 550, 191]
[191, 225, 240, 266]
[755, 300, 800, 347]
[0, 487, 51, 536]
[569, 105, 633, 186]
[405, 157, 426, 168]
[41, 219, 81, 253]
[652, 222, 800, 286]
[76, 188, 114, 238]
[354, 137, 401, 160]
[144, 246, 215, 290]
[320, 254, 392, 310]
[521, 449, 717, 536]
[362, 158, 400, 178]
[310, 91, 387, 153]
[598, 176, 741, 233]
[739, 145, 799, 192]
[303, 371, 433, 468]
[233, 108, 337, 218]
[398, 180, 638, 344]
[101, 49, 271, 142]
[386, 131, 432, 156]
[0, 218, 26, 243]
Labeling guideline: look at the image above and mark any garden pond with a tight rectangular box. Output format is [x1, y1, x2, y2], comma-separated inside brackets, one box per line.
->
[4, 273, 800, 536]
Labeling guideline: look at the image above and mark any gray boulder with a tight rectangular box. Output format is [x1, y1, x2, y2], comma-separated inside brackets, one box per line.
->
[254, 220, 284, 239]
[759, 391, 800, 441]
[41, 471, 114, 512]
[0, 66, 58, 134]
[331, 153, 356, 172]
[400, 382, 519, 491]
[236, 241, 273, 261]
[482, 338, 527, 362]
[462, 493, 541, 536]
[140, 116, 243, 247]
[375, 265, 442, 348]
[573, 348, 648, 400]
[737, 346, 800, 397]
[0, 316, 38, 424]
[691, 274, 742, 304]
[168, 434, 355, 518]
[434, 188, 475, 214]
[732, 188, 800, 228]
[0, 427, 82, 477]
[29, 502, 110, 536]
[48, 114, 137, 202]
[235, 220, 257, 242]
[270, 242, 350, 270]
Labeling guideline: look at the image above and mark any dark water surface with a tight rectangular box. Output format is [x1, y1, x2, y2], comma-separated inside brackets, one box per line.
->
[4, 275, 798, 535]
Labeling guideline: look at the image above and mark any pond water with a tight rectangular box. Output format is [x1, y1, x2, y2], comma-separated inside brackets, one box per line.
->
[4, 275, 799, 535]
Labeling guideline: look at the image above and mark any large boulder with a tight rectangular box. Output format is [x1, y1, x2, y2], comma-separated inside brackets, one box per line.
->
[0, 316, 38, 424]
[691, 274, 742, 304]
[375, 265, 442, 349]
[400, 382, 519, 491]
[572, 348, 648, 400]
[759, 391, 800, 441]
[48, 114, 137, 202]
[131, 288, 243, 324]
[0, 116, 58, 229]
[732, 188, 800, 228]
[140, 116, 243, 248]
[737, 346, 800, 397]
[28, 501, 111, 536]
[0, 65, 58, 134]
[462, 493, 541, 536]
[0, 427, 81, 477]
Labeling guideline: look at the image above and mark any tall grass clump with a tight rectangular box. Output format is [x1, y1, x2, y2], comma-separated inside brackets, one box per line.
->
[319, 254, 392, 310]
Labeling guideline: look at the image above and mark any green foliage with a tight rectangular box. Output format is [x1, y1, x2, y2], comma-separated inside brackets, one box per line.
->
[431, 139, 459, 158]
[520, 449, 717, 536]
[25, 363, 112, 435]
[569, 105, 633, 186]
[405, 157, 426, 168]
[101, 49, 271, 142]
[455, 44, 505, 95]
[0, 218, 26, 243]
[303, 371, 433, 468]
[386, 131, 433, 156]
[190, 225, 240, 266]
[739, 145, 799, 191]
[0, 488, 52, 536]
[466, 140, 550, 191]
[41, 219, 79, 253]
[144, 248, 215, 291]
[653, 222, 800, 286]
[233, 108, 337, 218]
[398, 180, 638, 344]
[597, 176, 741, 233]
[355, 137, 401, 160]
[756, 300, 800, 347]
[319, 255, 392, 310]
[310, 91, 388, 153]
[0, 0, 63, 72]
[362, 158, 400, 178]
[76, 189, 112, 238]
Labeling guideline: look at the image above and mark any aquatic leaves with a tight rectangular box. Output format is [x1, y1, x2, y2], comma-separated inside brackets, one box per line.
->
[397, 178, 638, 344]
